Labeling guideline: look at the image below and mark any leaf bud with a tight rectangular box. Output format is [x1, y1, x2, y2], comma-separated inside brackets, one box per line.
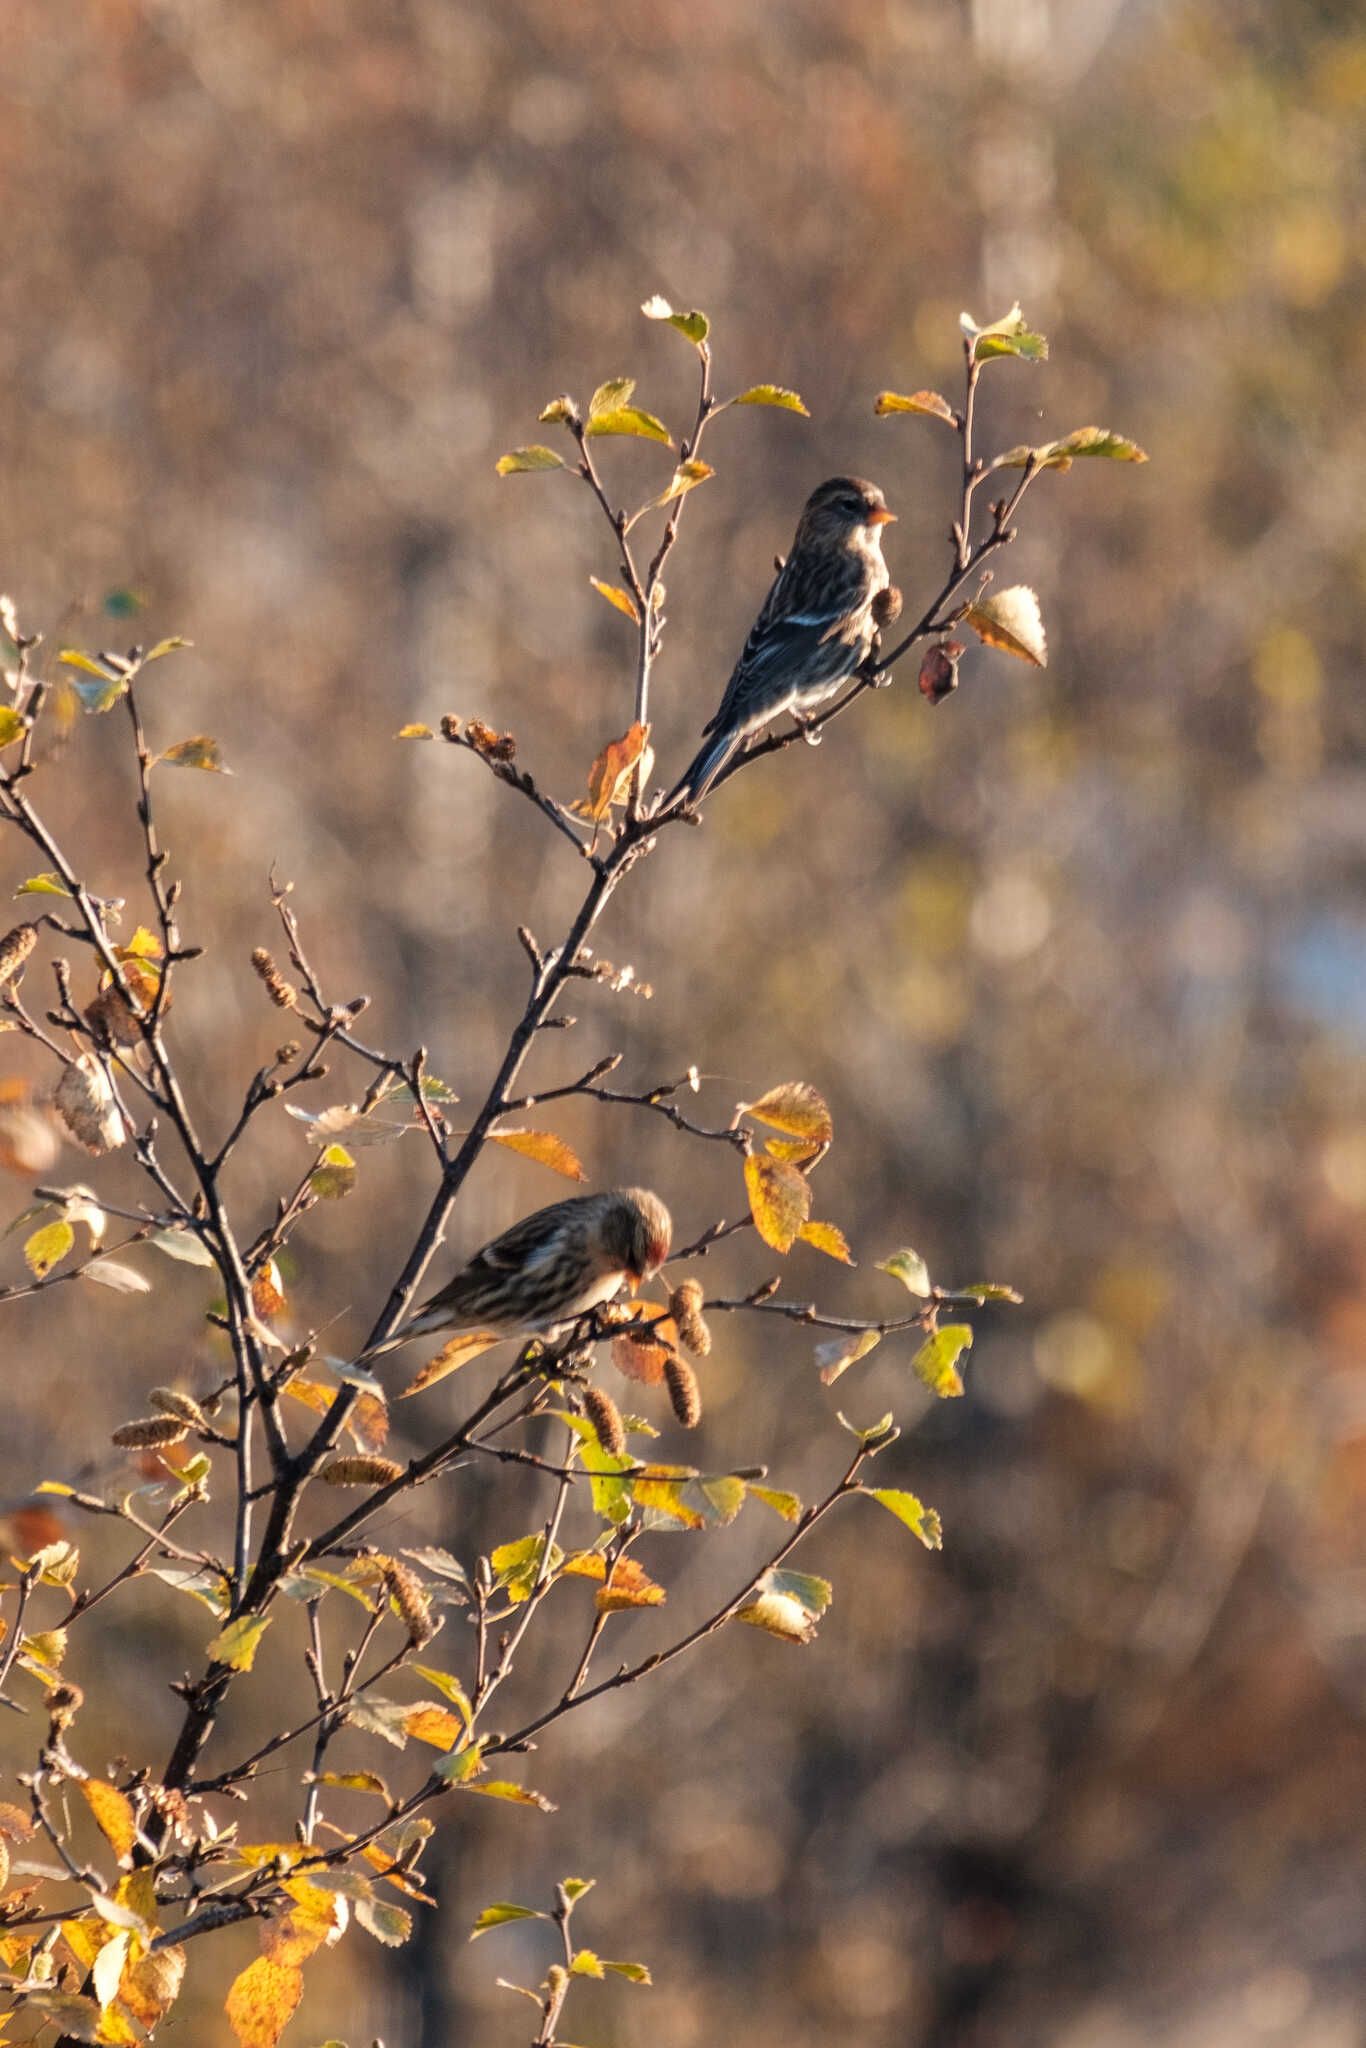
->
[275, 1041, 301, 1065]
[320, 1455, 404, 1487]
[250, 948, 298, 1010]
[668, 1280, 711, 1357]
[46, 1681, 84, 1734]
[872, 583, 903, 630]
[112, 1417, 189, 1449]
[0, 923, 37, 993]
[583, 1386, 626, 1458]
[440, 714, 462, 741]
[383, 1560, 435, 1647]
[663, 1353, 702, 1429]
[149, 1387, 208, 1431]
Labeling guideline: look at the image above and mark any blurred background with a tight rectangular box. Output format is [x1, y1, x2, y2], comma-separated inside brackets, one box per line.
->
[3, 0, 1366, 2042]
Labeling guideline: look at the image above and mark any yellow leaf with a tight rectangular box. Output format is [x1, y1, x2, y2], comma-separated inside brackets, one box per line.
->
[874, 389, 955, 422]
[643, 458, 714, 513]
[911, 1324, 973, 1398]
[743, 1154, 811, 1253]
[640, 296, 709, 345]
[309, 1142, 357, 1200]
[224, 1954, 304, 2048]
[208, 1613, 272, 1671]
[965, 586, 1047, 666]
[488, 1127, 586, 1181]
[394, 723, 434, 740]
[730, 384, 809, 415]
[24, 1219, 75, 1279]
[742, 1082, 833, 1149]
[399, 1330, 503, 1397]
[494, 445, 566, 475]
[461, 1779, 556, 1811]
[20, 1626, 68, 1669]
[799, 1219, 854, 1264]
[0, 707, 24, 747]
[119, 1946, 185, 2030]
[316, 1769, 391, 1797]
[584, 405, 671, 445]
[580, 721, 651, 822]
[589, 578, 640, 625]
[80, 1780, 136, 1863]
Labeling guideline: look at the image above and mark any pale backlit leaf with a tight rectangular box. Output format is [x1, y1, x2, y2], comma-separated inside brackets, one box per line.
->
[816, 1328, 880, 1386]
[960, 302, 1049, 362]
[965, 586, 1047, 667]
[82, 1258, 152, 1294]
[640, 296, 710, 345]
[877, 1248, 931, 1297]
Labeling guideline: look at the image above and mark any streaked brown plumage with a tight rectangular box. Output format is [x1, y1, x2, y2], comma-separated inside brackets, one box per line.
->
[365, 1188, 672, 1356]
[678, 476, 897, 804]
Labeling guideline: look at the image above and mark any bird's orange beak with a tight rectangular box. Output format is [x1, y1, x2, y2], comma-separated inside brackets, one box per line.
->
[867, 506, 898, 526]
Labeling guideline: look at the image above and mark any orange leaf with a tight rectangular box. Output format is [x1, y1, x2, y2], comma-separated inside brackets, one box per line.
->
[581, 722, 650, 822]
[402, 1702, 463, 1750]
[488, 1128, 586, 1181]
[744, 1154, 811, 1253]
[224, 1955, 304, 2048]
[609, 1303, 678, 1384]
[741, 1082, 833, 1147]
[596, 1557, 666, 1613]
[399, 1331, 503, 1398]
[589, 578, 641, 624]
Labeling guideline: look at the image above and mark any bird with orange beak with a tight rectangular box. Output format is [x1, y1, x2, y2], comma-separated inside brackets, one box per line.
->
[677, 476, 897, 805]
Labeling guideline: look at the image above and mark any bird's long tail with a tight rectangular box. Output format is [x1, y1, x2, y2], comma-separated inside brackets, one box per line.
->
[669, 727, 739, 809]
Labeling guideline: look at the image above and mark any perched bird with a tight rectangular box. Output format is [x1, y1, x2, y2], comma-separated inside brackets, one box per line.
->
[364, 1188, 672, 1356]
[676, 476, 897, 805]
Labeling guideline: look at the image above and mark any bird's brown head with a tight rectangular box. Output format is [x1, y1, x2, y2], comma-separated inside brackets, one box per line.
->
[796, 476, 897, 550]
[604, 1187, 673, 1283]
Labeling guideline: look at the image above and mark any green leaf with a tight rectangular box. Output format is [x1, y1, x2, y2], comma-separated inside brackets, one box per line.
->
[911, 1324, 973, 1398]
[24, 1218, 75, 1278]
[836, 1409, 899, 1447]
[0, 707, 25, 746]
[641, 296, 710, 345]
[559, 1877, 595, 1903]
[589, 377, 636, 417]
[994, 425, 1148, 472]
[877, 1248, 931, 1297]
[490, 1533, 562, 1602]
[470, 1902, 546, 1940]
[603, 1959, 653, 1984]
[208, 1612, 272, 1670]
[158, 734, 230, 772]
[874, 389, 955, 423]
[309, 1143, 357, 1201]
[538, 395, 578, 426]
[15, 872, 72, 898]
[961, 302, 1048, 362]
[585, 406, 672, 445]
[866, 1486, 943, 1549]
[730, 383, 809, 416]
[955, 1282, 1023, 1304]
[495, 445, 567, 476]
[815, 1328, 880, 1386]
